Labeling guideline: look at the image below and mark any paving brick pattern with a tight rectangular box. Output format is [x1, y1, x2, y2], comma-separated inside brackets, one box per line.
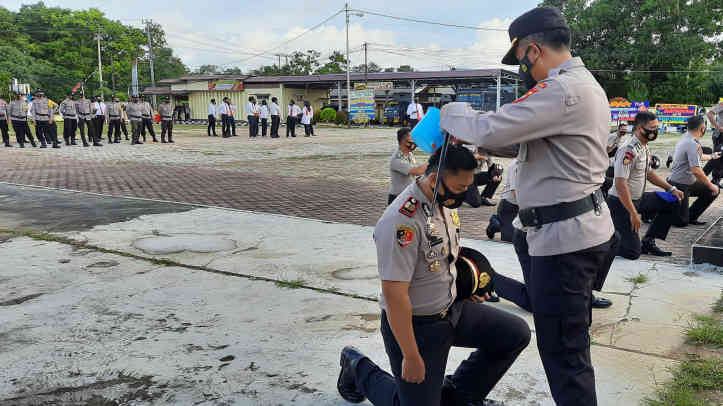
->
[0, 125, 719, 265]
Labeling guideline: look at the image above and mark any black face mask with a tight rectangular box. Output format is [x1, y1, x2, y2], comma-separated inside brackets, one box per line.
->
[642, 128, 658, 141]
[518, 45, 540, 89]
[436, 179, 466, 209]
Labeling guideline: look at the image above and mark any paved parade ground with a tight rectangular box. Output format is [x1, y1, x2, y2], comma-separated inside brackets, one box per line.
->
[0, 125, 722, 405]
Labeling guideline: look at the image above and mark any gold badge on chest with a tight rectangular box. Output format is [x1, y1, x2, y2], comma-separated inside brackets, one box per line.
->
[451, 210, 460, 227]
[429, 260, 441, 272]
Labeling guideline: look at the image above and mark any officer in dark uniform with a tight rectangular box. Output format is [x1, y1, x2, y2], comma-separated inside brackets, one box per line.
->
[607, 111, 683, 258]
[440, 7, 618, 406]
[338, 145, 530, 406]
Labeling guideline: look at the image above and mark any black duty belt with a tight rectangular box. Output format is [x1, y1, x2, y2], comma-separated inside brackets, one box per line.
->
[36, 114, 49, 117]
[519, 189, 604, 229]
[11, 115, 25, 119]
[109, 115, 120, 118]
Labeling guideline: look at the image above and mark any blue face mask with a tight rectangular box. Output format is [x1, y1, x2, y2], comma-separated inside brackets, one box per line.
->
[518, 45, 540, 89]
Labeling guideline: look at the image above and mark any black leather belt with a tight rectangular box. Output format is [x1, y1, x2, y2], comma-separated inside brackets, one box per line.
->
[11, 115, 25, 119]
[519, 189, 604, 228]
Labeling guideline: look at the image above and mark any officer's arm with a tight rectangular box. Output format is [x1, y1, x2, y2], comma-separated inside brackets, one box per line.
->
[615, 178, 637, 216]
[390, 157, 414, 176]
[376, 221, 421, 359]
[646, 169, 673, 191]
[382, 281, 420, 359]
[707, 111, 720, 131]
[440, 80, 566, 148]
[613, 149, 637, 216]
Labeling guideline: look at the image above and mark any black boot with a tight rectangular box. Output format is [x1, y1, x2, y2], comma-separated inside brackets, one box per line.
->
[71, 138, 77, 145]
[486, 215, 501, 240]
[480, 196, 496, 206]
[441, 375, 505, 406]
[592, 296, 613, 308]
[666, 155, 673, 168]
[161, 137, 167, 143]
[641, 238, 671, 256]
[337, 346, 367, 403]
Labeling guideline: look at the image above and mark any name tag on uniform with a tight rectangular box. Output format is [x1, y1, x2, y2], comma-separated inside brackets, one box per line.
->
[429, 260, 441, 272]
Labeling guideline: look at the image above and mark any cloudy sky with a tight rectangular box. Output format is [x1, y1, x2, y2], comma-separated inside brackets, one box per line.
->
[5, 0, 541, 72]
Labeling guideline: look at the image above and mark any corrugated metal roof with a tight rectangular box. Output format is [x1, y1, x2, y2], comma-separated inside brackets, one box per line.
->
[244, 69, 514, 84]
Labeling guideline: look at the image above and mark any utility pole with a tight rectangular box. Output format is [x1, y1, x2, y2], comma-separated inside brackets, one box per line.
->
[144, 19, 156, 107]
[95, 30, 103, 97]
[110, 52, 116, 93]
[345, 2, 351, 127]
[364, 42, 368, 84]
[275, 53, 282, 69]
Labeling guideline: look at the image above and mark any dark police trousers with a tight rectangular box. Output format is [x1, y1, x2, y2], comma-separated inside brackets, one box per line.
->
[286, 115, 297, 137]
[464, 170, 501, 207]
[11, 120, 35, 146]
[668, 180, 719, 225]
[208, 114, 217, 136]
[355, 300, 530, 406]
[496, 230, 617, 406]
[271, 115, 280, 137]
[77, 118, 95, 146]
[1, 121, 10, 146]
[93, 116, 105, 142]
[601, 166, 615, 198]
[248, 115, 258, 137]
[606, 194, 677, 259]
[496, 199, 519, 242]
[161, 120, 173, 142]
[261, 118, 268, 136]
[34, 121, 50, 146]
[63, 118, 77, 144]
[107, 119, 121, 143]
[141, 118, 156, 141]
[220, 114, 229, 137]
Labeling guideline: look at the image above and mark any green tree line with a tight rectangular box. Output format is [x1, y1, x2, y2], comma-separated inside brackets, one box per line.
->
[541, 0, 722, 105]
[0, 2, 187, 102]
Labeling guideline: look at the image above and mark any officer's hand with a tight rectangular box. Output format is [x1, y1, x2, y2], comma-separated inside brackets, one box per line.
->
[471, 293, 490, 303]
[672, 190, 684, 201]
[711, 184, 720, 196]
[630, 212, 642, 233]
[493, 176, 502, 182]
[401, 353, 425, 384]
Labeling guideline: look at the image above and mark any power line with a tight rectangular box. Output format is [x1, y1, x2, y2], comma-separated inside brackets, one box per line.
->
[590, 69, 723, 73]
[349, 8, 508, 31]
[217, 9, 345, 67]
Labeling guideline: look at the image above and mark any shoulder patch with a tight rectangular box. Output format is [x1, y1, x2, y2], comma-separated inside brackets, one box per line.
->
[512, 82, 548, 104]
[396, 226, 414, 247]
[399, 197, 419, 217]
[623, 151, 635, 165]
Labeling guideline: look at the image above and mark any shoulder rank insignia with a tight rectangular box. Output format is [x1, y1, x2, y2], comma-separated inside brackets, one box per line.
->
[450, 209, 461, 227]
[512, 82, 548, 104]
[623, 151, 635, 165]
[399, 197, 419, 217]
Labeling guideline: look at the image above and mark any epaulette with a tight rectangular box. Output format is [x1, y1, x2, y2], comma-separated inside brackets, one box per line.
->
[399, 197, 420, 217]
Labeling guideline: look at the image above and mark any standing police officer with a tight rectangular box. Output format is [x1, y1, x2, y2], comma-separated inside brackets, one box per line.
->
[9, 92, 36, 148]
[440, 7, 617, 405]
[126, 96, 144, 145]
[30, 90, 53, 148]
[60, 93, 78, 145]
[607, 111, 683, 258]
[338, 145, 530, 406]
[105, 95, 123, 143]
[0, 98, 11, 147]
[158, 97, 174, 143]
[140, 97, 158, 142]
[602, 123, 628, 197]
[76, 93, 98, 147]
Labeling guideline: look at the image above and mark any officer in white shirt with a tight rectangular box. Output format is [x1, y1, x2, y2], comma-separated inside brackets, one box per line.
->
[246, 97, 259, 138]
[286, 100, 300, 138]
[406, 98, 424, 128]
[301, 101, 314, 137]
[93, 95, 106, 145]
[259, 100, 269, 137]
[208, 99, 218, 137]
[218, 97, 230, 137]
[270, 97, 281, 138]
[229, 101, 238, 136]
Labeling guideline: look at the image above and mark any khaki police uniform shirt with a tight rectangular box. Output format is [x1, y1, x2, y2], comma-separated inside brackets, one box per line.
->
[711, 103, 723, 129]
[158, 103, 173, 121]
[8, 100, 28, 122]
[499, 158, 520, 205]
[60, 99, 77, 119]
[609, 136, 649, 201]
[375, 182, 460, 316]
[75, 99, 95, 120]
[669, 132, 701, 186]
[440, 57, 614, 256]
[31, 98, 51, 122]
[0, 102, 7, 121]
[126, 102, 143, 122]
[106, 102, 122, 121]
[389, 149, 417, 196]
[141, 102, 153, 119]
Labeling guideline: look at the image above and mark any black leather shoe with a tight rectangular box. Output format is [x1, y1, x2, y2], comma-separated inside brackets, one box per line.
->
[441, 375, 505, 406]
[480, 197, 496, 207]
[592, 296, 612, 309]
[689, 220, 707, 226]
[641, 239, 672, 256]
[666, 155, 673, 168]
[486, 292, 500, 303]
[337, 346, 367, 403]
[486, 215, 501, 240]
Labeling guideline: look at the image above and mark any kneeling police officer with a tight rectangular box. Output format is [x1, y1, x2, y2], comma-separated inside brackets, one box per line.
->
[607, 111, 683, 258]
[338, 145, 530, 406]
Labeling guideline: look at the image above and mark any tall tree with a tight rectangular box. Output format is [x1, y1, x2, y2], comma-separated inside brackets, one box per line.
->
[315, 51, 347, 74]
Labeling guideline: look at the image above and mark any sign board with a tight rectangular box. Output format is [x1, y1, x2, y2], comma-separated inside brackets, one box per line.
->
[349, 89, 375, 124]
[655, 104, 697, 124]
[609, 98, 649, 121]
[354, 81, 393, 90]
[208, 80, 244, 91]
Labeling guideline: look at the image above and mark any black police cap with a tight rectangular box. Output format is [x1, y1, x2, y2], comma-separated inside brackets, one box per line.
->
[501, 6, 569, 66]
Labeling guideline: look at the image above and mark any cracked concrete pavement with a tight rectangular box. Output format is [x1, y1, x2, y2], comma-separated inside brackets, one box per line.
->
[0, 184, 721, 405]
